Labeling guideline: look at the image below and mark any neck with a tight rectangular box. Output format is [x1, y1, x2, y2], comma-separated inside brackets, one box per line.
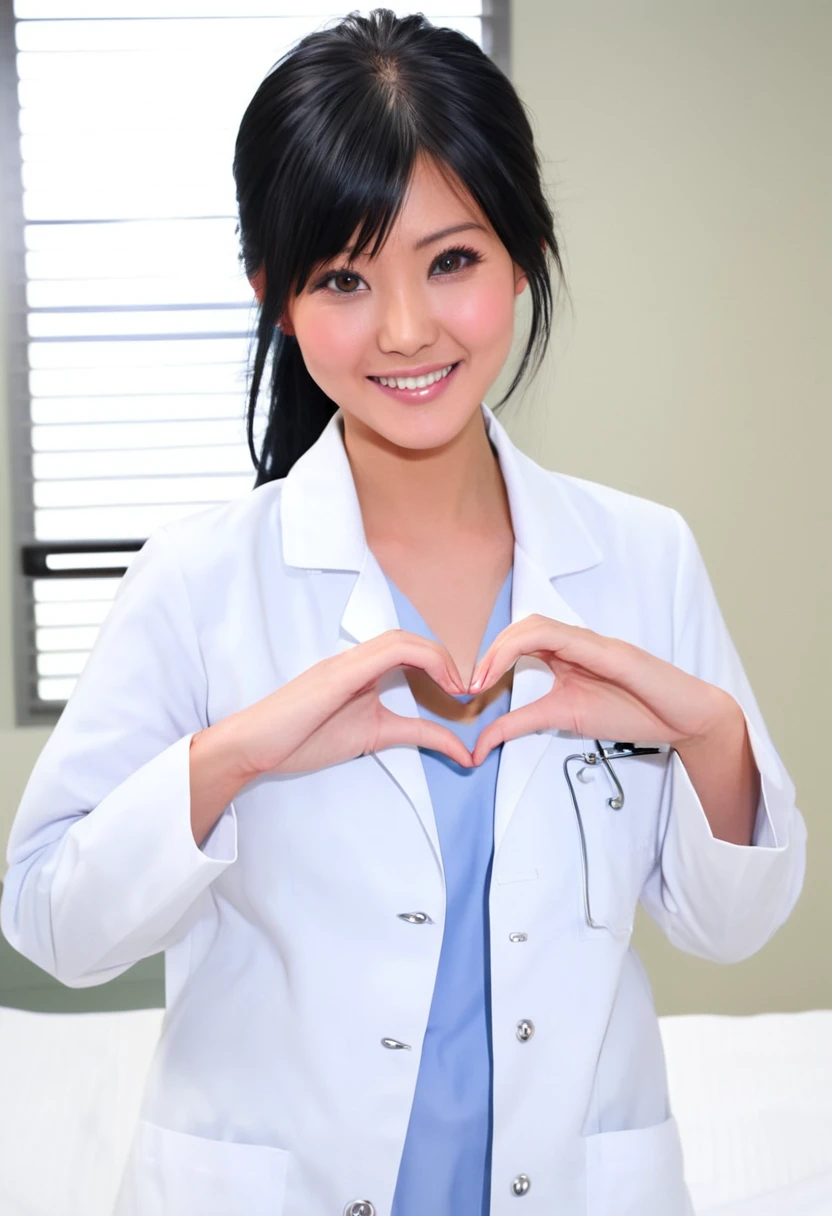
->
[343, 407, 511, 549]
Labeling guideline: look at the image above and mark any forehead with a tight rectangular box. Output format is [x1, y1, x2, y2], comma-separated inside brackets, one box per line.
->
[337, 156, 490, 259]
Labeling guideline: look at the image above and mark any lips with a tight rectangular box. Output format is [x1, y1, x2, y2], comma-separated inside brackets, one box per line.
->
[367, 360, 463, 402]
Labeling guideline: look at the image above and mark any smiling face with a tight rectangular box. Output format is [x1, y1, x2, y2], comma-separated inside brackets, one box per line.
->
[263, 153, 529, 453]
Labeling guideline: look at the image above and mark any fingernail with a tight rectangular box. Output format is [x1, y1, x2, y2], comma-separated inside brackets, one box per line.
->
[470, 676, 482, 691]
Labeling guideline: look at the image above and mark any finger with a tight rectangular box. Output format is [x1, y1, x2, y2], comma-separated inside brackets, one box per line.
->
[338, 631, 466, 703]
[387, 630, 468, 693]
[469, 618, 534, 687]
[471, 698, 561, 765]
[380, 710, 474, 768]
[469, 619, 560, 689]
[471, 619, 623, 692]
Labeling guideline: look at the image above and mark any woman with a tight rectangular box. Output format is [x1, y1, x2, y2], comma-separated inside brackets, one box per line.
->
[0, 9, 806, 1216]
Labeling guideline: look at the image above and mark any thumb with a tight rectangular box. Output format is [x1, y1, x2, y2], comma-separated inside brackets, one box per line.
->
[378, 709, 473, 768]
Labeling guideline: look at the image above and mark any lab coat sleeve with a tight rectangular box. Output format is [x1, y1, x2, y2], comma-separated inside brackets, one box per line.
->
[0, 525, 239, 988]
[638, 509, 807, 965]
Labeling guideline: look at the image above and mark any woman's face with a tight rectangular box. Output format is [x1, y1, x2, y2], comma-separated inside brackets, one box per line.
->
[266, 154, 529, 453]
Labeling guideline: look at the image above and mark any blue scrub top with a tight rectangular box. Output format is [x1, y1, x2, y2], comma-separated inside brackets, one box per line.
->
[382, 565, 514, 1216]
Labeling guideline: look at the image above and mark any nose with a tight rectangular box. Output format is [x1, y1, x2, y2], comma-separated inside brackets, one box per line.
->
[376, 284, 439, 356]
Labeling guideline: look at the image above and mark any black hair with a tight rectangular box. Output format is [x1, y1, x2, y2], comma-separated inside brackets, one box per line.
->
[232, 7, 569, 486]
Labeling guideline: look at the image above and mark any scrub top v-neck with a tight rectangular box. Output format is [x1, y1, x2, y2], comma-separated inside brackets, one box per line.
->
[382, 565, 514, 1216]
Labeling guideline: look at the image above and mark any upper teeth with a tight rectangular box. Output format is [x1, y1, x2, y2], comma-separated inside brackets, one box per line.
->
[371, 363, 455, 390]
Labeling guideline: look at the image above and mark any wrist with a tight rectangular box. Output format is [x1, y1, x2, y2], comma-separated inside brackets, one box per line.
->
[194, 714, 263, 784]
[674, 689, 743, 756]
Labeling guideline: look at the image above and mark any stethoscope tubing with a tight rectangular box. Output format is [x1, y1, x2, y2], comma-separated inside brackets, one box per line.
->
[563, 741, 662, 930]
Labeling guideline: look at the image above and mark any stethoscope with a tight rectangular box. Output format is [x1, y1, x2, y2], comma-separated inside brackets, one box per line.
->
[563, 741, 662, 930]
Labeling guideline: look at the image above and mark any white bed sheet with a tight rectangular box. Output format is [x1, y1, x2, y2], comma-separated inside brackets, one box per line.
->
[0, 1006, 164, 1216]
[0, 1005, 830, 1216]
[660, 1011, 832, 1214]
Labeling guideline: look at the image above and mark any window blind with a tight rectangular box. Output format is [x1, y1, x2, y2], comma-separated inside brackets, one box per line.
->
[3, 0, 505, 724]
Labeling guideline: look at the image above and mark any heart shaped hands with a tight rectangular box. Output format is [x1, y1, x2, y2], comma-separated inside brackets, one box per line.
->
[464, 613, 738, 767]
[226, 616, 736, 783]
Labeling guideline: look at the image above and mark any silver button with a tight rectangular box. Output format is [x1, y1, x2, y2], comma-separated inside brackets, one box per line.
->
[381, 1038, 412, 1050]
[397, 911, 433, 923]
[516, 1019, 534, 1042]
[509, 932, 528, 942]
[511, 1174, 531, 1196]
[344, 1203, 376, 1216]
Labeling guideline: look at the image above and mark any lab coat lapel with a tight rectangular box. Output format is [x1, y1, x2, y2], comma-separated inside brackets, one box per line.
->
[280, 401, 605, 873]
[494, 544, 586, 858]
[341, 549, 446, 871]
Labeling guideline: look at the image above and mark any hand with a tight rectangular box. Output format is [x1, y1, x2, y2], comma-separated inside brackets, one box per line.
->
[466, 614, 735, 767]
[227, 630, 475, 778]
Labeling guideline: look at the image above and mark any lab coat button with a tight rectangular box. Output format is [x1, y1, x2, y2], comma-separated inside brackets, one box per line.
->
[397, 911, 431, 923]
[381, 1037, 412, 1049]
[344, 1203, 376, 1216]
[509, 932, 528, 942]
[511, 1174, 531, 1196]
[516, 1019, 534, 1041]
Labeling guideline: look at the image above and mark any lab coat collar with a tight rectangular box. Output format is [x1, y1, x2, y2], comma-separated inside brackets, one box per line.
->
[281, 400, 603, 581]
[280, 401, 605, 865]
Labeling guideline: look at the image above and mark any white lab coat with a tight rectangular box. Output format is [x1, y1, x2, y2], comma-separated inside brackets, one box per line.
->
[1, 401, 806, 1216]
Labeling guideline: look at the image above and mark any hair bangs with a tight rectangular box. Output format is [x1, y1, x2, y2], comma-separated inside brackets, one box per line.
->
[284, 108, 421, 298]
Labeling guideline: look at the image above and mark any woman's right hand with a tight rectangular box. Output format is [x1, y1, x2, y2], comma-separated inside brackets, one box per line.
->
[226, 630, 474, 779]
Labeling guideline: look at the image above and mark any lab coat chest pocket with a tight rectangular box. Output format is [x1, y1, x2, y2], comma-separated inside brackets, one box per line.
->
[115, 1119, 292, 1216]
[584, 1114, 694, 1215]
[570, 746, 666, 936]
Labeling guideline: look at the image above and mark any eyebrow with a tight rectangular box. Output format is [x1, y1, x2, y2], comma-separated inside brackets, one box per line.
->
[412, 222, 489, 250]
[336, 221, 489, 261]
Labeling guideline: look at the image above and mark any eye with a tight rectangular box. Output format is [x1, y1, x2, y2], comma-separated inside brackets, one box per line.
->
[314, 243, 483, 296]
[320, 269, 364, 296]
[432, 244, 483, 276]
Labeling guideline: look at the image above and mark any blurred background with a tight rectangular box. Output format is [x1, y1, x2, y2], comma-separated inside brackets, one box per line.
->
[0, 0, 829, 1021]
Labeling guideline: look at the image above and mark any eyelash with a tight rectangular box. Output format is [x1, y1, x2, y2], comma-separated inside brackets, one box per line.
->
[313, 244, 483, 296]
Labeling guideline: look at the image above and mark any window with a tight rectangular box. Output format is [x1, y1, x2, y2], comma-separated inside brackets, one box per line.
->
[2, 0, 509, 726]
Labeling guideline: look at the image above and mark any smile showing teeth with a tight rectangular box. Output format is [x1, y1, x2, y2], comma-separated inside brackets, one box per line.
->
[370, 363, 456, 390]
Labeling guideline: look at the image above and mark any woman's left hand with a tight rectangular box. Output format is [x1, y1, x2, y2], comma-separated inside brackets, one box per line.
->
[468, 614, 737, 766]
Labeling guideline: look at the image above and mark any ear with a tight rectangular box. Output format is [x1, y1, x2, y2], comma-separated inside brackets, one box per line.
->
[249, 265, 266, 304]
[515, 238, 547, 295]
[515, 257, 531, 294]
[248, 265, 294, 334]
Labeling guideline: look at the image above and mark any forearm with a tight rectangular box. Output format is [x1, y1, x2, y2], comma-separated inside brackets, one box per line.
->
[673, 695, 760, 846]
[190, 718, 258, 848]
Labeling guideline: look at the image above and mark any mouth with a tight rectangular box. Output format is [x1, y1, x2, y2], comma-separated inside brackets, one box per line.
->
[366, 361, 462, 403]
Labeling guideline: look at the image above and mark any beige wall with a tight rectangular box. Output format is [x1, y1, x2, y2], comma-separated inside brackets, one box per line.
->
[1, 1, 830, 1013]
[505, 0, 831, 1012]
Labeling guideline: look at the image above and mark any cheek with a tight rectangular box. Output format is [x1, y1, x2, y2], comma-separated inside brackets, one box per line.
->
[439, 284, 514, 349]
[298, 310, 363, 373]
